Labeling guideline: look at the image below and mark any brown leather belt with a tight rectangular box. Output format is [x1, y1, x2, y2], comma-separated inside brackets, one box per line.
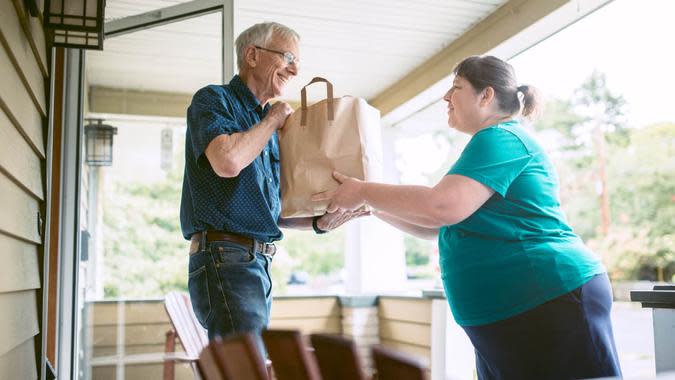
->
[189, 231, 276, 256]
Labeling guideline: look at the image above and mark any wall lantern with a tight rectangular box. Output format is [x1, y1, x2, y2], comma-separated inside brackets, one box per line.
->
[44, 0, 106, 50]
[84, 119, 117, 166]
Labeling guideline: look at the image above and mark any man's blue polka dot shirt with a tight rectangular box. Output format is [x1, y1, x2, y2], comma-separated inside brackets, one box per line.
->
[180, 75, 282, 243]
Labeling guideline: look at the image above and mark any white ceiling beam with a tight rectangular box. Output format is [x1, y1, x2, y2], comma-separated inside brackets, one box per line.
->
[88, 86, 300, 118]
[88, 86, 193, 118]
[371, 0, 613, 122]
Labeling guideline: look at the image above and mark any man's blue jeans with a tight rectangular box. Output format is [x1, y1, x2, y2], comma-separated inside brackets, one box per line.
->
[187, 238, 273, 353]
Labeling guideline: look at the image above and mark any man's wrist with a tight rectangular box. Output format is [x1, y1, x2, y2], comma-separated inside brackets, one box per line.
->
[312, 216, 327, 234]
[261, 116, 279, 131]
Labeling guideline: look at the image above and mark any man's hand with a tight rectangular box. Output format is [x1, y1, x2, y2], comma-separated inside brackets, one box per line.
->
[316, 208, 370, 232]
[205, 102, 292, 178]
[266, 101, 294, 129]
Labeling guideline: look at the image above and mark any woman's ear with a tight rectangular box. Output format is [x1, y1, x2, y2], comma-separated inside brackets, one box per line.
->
[244, 45, 258, 68]
[480, 86, 495, 107]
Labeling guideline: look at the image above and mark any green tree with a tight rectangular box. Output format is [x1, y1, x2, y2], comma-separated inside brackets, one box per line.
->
[592, 123, 675, 281]
[102, 141, 188, 298]
[271, 225, 346, 295]
[533, 98, 584, 150]
[276, 228, 345, 276]
[532, 72, 628, 240]
[532, 97, 598, 240]
[574, 71, 630, 147]
[529, 75, 673, 281]
[573, 71, 628, 235]
[404, 236, 431, 267]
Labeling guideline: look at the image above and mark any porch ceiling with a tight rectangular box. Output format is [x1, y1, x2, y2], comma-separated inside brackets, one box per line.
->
[86, 0, 507, 105]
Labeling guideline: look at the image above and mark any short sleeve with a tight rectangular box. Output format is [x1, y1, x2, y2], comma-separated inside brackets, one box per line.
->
[447, 127, 532, 197]
[187, 86, 238, 166]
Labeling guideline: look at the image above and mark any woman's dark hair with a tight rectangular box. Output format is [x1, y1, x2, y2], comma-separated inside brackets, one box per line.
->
[453, 55, 542, 120]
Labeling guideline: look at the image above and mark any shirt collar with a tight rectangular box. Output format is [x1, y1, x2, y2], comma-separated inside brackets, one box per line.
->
[229, 74, 265, 112]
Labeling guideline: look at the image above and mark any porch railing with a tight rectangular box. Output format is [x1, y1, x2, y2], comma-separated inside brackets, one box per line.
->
[83, 291, 474, 379]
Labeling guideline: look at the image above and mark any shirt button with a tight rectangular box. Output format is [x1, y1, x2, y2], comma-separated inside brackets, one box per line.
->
[264, 151, 268, 156]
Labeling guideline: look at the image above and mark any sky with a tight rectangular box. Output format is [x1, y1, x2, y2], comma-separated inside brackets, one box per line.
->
[510, 0, 675, 128]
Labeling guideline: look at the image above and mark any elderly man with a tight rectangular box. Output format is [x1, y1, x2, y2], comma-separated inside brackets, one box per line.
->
[180, 22, 360, 348]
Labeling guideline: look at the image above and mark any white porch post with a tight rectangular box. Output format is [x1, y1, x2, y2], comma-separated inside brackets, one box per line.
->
[653, 308, 675, 373]
[221, 0, 234, 82]
[427, 290, 475, 380]
[344, 129, 406, 294]
[430, 298, 448, 380]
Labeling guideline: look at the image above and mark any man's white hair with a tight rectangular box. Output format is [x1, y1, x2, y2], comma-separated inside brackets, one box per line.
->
[235, 22, 300, 71]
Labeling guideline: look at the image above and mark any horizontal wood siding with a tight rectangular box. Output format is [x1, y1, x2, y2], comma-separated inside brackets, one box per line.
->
[0, 290, 39, 356]
[0, 234, 40, 293]
[0, 338, 37, 380]
[378, 297, 432, 366]
[269, 297, 342, 334]
[0, 173, 41, 243]
[0, 100, 43, 199]
[92, 362, 194, 380]
[0, 29, 44, 158]
[0, 2, 48, 379]
[0, 0, 46, 116]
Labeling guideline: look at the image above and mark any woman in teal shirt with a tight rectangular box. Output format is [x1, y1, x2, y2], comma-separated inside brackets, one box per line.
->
[314, 55, 622, 379]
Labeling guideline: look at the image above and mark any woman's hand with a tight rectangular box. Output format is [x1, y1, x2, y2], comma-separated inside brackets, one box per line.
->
[312, 171, 366, 213]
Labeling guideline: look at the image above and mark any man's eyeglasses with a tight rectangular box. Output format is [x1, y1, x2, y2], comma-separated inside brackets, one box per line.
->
[254, 45, 299, 66]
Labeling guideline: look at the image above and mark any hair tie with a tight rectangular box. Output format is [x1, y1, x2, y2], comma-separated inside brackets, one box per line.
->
[517, 85, 527, 93]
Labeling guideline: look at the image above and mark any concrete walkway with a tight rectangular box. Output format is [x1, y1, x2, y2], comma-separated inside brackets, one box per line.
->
[612, 301, 655, 378]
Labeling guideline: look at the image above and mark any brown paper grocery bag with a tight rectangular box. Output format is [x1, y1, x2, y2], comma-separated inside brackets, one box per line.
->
[279, 77, 383, 218]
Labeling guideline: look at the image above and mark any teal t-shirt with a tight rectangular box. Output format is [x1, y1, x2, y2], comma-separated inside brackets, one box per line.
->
[438, 120, 605, 326]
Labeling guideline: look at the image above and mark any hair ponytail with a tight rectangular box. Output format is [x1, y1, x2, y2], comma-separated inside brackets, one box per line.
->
[517, 85, 542, 121]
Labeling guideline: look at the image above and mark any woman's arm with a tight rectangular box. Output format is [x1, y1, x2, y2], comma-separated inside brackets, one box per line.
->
[313, 172, 495, 228]
[373, 210, 439, 240]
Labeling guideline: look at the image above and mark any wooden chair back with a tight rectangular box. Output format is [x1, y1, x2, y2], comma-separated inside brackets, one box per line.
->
[164, 291, 209, 358]
[309, 334, 367, 380]
[262, 329, 322, 380]
[371, 345, 427, 380]
[198, 343, 225, 380]
[164, 291, 209, 379]
[210, 334, 269, 380]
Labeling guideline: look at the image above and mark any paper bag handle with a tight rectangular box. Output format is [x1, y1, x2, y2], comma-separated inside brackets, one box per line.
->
[300, 77, 334, 126]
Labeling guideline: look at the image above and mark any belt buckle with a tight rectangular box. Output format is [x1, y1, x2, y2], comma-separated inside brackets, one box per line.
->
[260, 242, 276, 256]
[252, 239, 276, 256]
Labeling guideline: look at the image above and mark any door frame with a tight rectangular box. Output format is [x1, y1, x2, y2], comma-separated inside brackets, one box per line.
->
[42, 1, 234, 378]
